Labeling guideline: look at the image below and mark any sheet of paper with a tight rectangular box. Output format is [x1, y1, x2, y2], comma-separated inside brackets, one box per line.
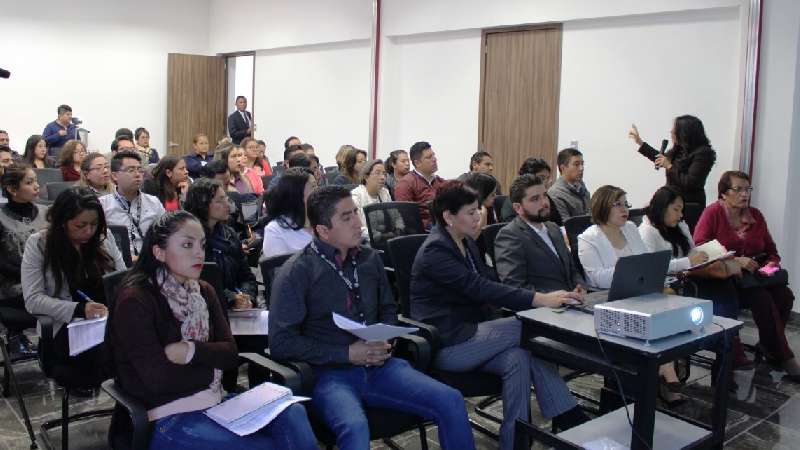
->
[230, 310, 269, 335]
[206, 382, 290, 423]
[688, 250, 736, 270]
[693, 239, 729, 260]
[67, 317, 107, 356]
[207, 395, 309, 436]
[332, 313, 417, 342]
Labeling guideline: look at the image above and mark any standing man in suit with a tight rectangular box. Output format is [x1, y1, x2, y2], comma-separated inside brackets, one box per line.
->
[495, 174, 586, 294]
[227, 96, 253, 145]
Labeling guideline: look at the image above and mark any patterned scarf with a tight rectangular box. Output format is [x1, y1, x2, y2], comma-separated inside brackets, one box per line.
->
[158, 268, 222, 392]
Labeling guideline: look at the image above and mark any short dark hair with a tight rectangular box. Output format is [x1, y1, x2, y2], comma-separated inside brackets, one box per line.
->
[287, 153, 311, 168]
[460, 172, 497, 205]
[236, 95, 247, 102]
[556, 148, 583, 172]
[57, 104, 72, 115]
[80, 152, 106, 173]
[284, 136, 300, 150]
[431, 180, 479, 227]
[202, 159, 229, 178]
[284, 144, 304, 161]
[590, 185, 627, 225]
[0, 145, 11, 155]
[111, 135, 134, 151]
[134, 127, 149, 140]
[509, 174, 545, 204]
[115, 128, 134, 140]
[717, 170, 750, 199]
[469, 151, 492, 171]
[266, 167, 314, 231]
[300, 143, 314, 152]
[110, 150, 142, 172]
[184, 178, 224, 226]
[1, 162, 32, 198]
[256, 140, 266, 146]
[307, 185, 352, 233]
[518, 157, 551, 176]
[409, 141, 431, 164]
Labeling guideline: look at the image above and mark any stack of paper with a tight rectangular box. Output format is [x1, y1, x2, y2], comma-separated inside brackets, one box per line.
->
[205, 382, 308, 435]
[67, 317, 107, 356]
[332, 313, 417, 342]
[689, 239, 735, 270]
[229, 309, 269, 335]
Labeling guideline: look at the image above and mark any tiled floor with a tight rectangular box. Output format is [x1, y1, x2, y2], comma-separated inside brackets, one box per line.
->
[3, 310, 800, 449]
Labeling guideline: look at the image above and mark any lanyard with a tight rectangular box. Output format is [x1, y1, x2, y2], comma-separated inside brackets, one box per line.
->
[114, 190, 143, 255]
[310, 241, 361, 312]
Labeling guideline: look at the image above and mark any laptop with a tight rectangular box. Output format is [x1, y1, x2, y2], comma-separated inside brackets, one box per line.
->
[575, 250, 672, 312]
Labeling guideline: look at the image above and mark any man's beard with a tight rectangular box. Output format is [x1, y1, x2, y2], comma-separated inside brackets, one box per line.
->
[522, 207, 550, 223]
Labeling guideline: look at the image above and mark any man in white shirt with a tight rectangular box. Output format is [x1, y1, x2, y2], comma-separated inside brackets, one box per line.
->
[100, 150, 165, 258]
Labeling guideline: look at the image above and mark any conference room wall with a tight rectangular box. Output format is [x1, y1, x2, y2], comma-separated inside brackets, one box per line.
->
[253, 41, 372, 167]
[0, 0, 211, 154]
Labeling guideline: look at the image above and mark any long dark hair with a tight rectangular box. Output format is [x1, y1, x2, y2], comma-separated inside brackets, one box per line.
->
[151, 155, 182, 202]
[673, 115, 710, 151]
[120, 211, 202, 291]
[265, 167, 313, 230]
[184, 178, 223, 230]
[645, 186, 691, 257]
[42, 186, 115, 295]
[23, 135, 46, 165]
[460, 172, 497, 206]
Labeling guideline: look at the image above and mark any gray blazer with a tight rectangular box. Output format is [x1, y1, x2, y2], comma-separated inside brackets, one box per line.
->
[22, 230, 126, 335]
[494, 216, 585, 293]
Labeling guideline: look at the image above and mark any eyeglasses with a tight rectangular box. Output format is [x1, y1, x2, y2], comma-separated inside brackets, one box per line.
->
[370, 171, 387, 177]
[89, 164, 110, 172]
[612, 201, 632, 210]
[728, 186, 753, 194]
[119, 167, 145, 174]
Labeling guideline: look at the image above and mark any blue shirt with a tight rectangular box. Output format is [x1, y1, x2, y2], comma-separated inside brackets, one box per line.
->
[184, 152, 215, 179]
[42, 121, 76, 149]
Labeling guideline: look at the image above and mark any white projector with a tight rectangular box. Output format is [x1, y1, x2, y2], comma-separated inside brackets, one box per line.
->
[594, 293, 713, 342]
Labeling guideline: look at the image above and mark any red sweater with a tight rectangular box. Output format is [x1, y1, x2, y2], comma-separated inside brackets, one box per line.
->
[693, 201, 780, 265]
[394, 171, 445, 228]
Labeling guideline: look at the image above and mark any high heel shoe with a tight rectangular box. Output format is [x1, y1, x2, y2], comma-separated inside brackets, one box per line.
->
[658, 378, 687, 407]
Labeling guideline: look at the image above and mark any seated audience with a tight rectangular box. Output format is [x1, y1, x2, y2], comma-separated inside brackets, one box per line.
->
[0, 146, 13, 176]
[410, 181, 588, 450]
[202, 160, 234, 191]
[463, 151, 501, 194]
[266, 145, 309, 192]
[100, 151, 165, 258]
[143, 156, 189, 211]
[78, 152, 114, 195]
[23, 135, 56, 168]
[332, 147, 366, 186]
[284, 135, 301, 150]
[385, 149, 410, 196]
[351, 159, 392, 240]
[58, 140, 87, 182]
[308, 154, 326, 187]
[500, 157, 561, 225]
[256, 140, 272, 169]
[184, 133, 214, 179]
[218, 145, 253, 195]
[262, 168, 316, 258]
[694, 171, 799, 380]
[639, 186, 751, 367]
[335, 144, 355, 172]
[579, 185, 685, 403]
[458, 172, 498, 235]
[42, 104, 77, 157]
[495, 174, 586, 294]
[22, 187, 126, 387]
[110, 135, 137, 159]
[395, 141, 445, 229]
[134, 127, 160, 164]
[270, 185, 475, 450]
[109, 211, 317, 450]
[548, 148, 590, 221]
[0, 130, 9, 150]
[0, 164, 47, 356]
[185, 179, 257, 309]
[240, 137, 266, 194]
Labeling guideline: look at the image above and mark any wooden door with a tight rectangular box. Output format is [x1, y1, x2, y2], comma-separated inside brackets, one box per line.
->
[167, 53, 226, 157]
[479, 26, 562, 192]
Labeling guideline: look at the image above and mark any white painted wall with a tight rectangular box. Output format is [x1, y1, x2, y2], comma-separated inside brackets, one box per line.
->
[0, 0, 210, 154]
[253, 41, 372, 167]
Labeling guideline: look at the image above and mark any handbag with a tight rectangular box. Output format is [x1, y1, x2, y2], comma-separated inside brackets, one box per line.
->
[737, 268, 789, 289]
[686, 259, 740, 280]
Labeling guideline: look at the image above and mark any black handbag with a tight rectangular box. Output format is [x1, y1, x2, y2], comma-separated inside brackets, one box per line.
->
[737, 268, 789, 289]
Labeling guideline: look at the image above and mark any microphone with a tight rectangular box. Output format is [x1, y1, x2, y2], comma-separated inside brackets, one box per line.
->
[655, 139, 668, 170]
[0, 68, 9, 79]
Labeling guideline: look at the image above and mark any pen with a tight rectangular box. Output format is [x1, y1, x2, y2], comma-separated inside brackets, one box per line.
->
[76, 289, 92, 303]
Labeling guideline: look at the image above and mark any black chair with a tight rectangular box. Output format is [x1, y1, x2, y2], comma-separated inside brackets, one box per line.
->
[387, 234, 504, 438]
[325, 169, 340, 185]
[563, 214, 592, 278]
[260, 175, 273, 189]
[107, 226, 133, 268]
[259, 253, 294, 308]
[628, 208, 646, 226]
[46, 181, 77, 201]
[0, 321, 37, 449]
[324, 166, 338, 174]
[33, 168, 63, 199]
[271, 165, 284, 176]
[363, 202, 425, 267]
[493, 195, 508, 223]
[481, 222, 508, 268]
[200, 262, 225, 305]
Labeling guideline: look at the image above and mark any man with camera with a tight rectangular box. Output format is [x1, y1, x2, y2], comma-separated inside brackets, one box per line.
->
[42, 104, 77, 157]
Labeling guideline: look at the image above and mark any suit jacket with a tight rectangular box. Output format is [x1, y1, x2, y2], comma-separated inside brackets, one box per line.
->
[495, 216, 585, 293]
[638, 142, 716, 205]
[410, 225, 532, 347]
[227, 110, 253, 144]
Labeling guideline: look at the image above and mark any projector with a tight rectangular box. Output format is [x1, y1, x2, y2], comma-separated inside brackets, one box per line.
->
[594, 293, 713, 342]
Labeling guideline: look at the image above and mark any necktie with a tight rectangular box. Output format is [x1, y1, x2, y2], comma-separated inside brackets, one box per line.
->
[241, 111, 250, 127]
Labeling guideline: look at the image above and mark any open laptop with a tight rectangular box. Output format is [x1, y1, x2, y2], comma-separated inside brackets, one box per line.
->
[575, 250, 672, 312]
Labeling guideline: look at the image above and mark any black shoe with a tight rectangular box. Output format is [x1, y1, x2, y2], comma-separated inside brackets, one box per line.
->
[552, 406, 591, 432]
[658, 381, 687, 408]
[7, 334, 37, 360]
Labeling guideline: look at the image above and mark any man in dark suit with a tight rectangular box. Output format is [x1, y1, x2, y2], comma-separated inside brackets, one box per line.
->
[227, 95, 253, 145]
[495, 174, 586, 294]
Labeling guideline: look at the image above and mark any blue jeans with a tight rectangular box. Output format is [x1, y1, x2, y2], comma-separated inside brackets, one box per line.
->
[312, 357, 475, 450]
[149, 403, 317, 450]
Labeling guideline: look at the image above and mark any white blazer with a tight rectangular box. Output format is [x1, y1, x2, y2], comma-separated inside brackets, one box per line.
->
[578, 221, 647, 289]
[638, 216, 696, 274]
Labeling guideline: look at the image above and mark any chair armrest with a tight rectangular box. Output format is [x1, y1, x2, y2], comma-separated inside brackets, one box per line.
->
[398, 315, 441, 353]
[34, 315, 55, 377]
[101, 379, 151, 450]
[239, 352, 304, 395]
[394, 333, 432, 372]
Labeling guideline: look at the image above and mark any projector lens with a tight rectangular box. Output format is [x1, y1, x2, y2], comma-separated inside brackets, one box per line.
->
[690, 307, 704, 325]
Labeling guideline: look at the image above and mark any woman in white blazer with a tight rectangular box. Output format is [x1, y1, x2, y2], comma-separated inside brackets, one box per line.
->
[578, 185, 686, 405]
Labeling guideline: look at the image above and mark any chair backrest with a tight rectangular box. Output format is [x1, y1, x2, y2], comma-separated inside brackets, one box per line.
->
[324, 165, 338, 174]
[102, 269, 129, 312]
[481, 222, 508, 267]
[259, 253, 295, 308]
[363, 202, 425, 259]
[628, 208, 646, 226]
[34, 168, 63, 198]
[387, 234, 428, 316]
[261, 175, 274, 188]
[325, 169, 340, 185]
[493, 195, 508, 222]
[564, 214, 592, 277]
[107, 225, 133, 268]
[46, 181, 76, 201]
[272, 165, 284, 176]
[200, 262, 224, 302]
